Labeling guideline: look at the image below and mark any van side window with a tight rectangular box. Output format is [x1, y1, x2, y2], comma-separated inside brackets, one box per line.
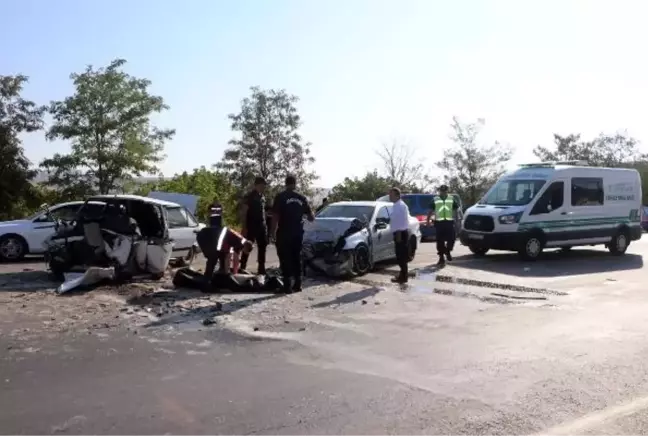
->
[571, 178, 604, 206]
[530, 182, 564, 215]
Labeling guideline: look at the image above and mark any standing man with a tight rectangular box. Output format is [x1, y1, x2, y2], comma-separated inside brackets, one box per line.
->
[208, 197, 223, 228]
[271, 175, 315, 293]
[315, 197, 328, 214]
[427, 184, 459, 265]
[389, 187, 411, 284]
[240, 177, 268, 274]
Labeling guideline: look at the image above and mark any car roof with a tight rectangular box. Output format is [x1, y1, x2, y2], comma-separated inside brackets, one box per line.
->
[87, 194, 181, 208]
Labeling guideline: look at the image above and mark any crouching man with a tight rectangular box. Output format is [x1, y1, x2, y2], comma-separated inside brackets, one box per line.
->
[196, 226, 254, 281]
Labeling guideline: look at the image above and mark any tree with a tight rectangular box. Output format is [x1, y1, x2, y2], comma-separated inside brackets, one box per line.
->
[328, 171, 393, 202]
[41, 59, 175, 196]
[134, 167, 239, 227]
[437, 116, 512, 206]
[217, 86, 317, 195]
[375, 139, 435, 190]
[0, 75, 46, 220]
[533, 131, 647, 167]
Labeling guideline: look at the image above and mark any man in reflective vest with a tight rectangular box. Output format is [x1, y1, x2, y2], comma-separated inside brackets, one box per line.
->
[427, 184, 459, 265]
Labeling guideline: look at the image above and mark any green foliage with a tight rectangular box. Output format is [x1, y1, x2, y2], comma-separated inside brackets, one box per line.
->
[0, 74, 46, 220]
[133, 167, 240, 226]
[217, 86, 317, 195]
[40, 59, 175, 196]
[328, 171, 392, 202]
[437, 116, 512, 207]
[533, 131, 647, 166]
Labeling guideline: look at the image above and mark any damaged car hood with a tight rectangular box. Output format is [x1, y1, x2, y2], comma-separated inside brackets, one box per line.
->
[304, 218, 365, 241]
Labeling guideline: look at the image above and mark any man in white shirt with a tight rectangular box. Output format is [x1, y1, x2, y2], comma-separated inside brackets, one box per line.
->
[388, 187, 410, 284]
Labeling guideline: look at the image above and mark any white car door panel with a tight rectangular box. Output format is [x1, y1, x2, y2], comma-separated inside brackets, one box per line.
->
[27, 204, 81, 253]
[166, 206, 199, 255]
[373, 206, 393, 261]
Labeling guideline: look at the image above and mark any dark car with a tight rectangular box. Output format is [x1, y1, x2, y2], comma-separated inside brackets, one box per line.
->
[376, 193, 463, 241]
[642, 206, 648, 232]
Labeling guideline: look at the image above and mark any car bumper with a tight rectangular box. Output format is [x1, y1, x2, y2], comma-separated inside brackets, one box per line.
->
[460, 230, 521, 251]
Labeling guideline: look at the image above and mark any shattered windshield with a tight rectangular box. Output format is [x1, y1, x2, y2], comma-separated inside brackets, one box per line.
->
[317, 205, 374, 222]
[480, 179, 546, 206]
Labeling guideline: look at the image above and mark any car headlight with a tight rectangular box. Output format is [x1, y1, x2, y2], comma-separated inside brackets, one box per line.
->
[498, 212, 523, 225]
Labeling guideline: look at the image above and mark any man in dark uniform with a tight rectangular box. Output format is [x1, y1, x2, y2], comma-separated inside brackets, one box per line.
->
[208, 198, 223, 228]
[239, 177, 268, 274]
[271, 175, 315, 293]
[196, 225, 254, 281]
[315, 197, 328, 214]
[426, 184, 459, 265]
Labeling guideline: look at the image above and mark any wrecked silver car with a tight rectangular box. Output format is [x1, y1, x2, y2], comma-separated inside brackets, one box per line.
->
[43, 195, 174, 291]
[302, 201, 422, 277]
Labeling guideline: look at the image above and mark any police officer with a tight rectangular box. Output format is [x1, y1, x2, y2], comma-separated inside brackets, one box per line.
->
[271, 175, 314, 293]
[240, 176, 268, 274]
[427, 184, 459, 265]
[208, 198, 223, 228]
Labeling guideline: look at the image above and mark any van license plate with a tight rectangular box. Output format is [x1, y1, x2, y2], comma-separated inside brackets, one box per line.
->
[468, 233, 484, 240]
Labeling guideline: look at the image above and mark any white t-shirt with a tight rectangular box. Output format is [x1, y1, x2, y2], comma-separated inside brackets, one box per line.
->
[390, 199, 410, 232]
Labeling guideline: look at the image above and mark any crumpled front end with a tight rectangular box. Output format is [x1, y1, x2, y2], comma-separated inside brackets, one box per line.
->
[302, 218, 369, 277]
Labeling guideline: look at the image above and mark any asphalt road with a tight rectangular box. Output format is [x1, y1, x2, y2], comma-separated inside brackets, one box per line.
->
[4, 239, 648, 434]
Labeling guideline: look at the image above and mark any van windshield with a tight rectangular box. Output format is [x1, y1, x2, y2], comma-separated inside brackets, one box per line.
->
[480, 179, 547, 206]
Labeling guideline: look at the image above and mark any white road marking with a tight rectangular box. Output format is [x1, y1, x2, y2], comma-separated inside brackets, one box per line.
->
[542, 395, 648, 434]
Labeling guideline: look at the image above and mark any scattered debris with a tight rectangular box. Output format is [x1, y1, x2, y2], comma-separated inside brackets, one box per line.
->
[202, 318, 216, 326]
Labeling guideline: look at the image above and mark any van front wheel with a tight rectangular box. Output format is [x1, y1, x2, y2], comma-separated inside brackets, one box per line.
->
[518, 234, 544, 261]
[609, 230, 629, 256]
[469, 245, 489, 256]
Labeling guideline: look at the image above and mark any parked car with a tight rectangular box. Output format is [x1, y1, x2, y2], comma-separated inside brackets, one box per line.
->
[376, 193, 463, 241]
[0, 196, 204, 264]
[642, 206, 648, 232]
[301, 201, 422, 277]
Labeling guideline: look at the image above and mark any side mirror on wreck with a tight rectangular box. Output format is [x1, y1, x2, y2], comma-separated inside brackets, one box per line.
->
[374, 218, 389, 230]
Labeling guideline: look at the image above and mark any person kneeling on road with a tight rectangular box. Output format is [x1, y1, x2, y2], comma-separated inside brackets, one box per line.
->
[196, 226, 253, 281]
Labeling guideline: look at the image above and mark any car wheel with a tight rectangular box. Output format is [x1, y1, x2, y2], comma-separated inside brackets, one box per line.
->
[352, 243, 371, 276]
[175, 247, 196, 267]
[518, 233, 544, 261]
[407, 236, 417, 261]
[469, 245, 489, 256]
[609, 229, 629, 256]
[0, 234, 27, 262]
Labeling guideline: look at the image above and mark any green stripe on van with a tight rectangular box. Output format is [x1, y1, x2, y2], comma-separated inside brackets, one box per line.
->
[518, 216, 635, 230]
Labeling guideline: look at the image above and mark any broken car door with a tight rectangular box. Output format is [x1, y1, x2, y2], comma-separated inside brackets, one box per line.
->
[28, 204, 81, 254]
[166, 206, 198, 257]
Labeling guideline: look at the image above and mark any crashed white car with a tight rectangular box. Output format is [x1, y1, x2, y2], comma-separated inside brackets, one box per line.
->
[302, 201, 421, 276]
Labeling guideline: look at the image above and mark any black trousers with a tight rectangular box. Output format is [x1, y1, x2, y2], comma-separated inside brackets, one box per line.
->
[435, 221, 456, 256]
[276, 233, 303, 287]
[240, 230, 267, 273]
[196, 226, 228, 279]
[393, 230, 410, 281]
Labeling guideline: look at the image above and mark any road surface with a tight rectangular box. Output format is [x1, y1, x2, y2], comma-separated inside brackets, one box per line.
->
[3, 239, 648, 434]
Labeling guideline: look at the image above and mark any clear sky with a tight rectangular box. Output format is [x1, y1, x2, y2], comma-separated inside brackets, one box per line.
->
[4, 0, 648, 188]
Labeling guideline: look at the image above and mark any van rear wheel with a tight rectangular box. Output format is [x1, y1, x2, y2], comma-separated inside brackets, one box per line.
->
[609, 230, 629, 255]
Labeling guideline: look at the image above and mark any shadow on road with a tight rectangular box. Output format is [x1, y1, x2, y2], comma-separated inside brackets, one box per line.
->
[0, 270, 56, 292]
[451, 249, 643, 277]
[311, 286, 382, 308]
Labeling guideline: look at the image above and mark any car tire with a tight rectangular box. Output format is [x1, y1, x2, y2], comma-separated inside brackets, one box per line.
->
[352, 243, 371, 276]
[407, 236, 417, 261]
[518, 233, 544, 261]
[175, 247, 196, 267]
[608, 229, 629, 256]
[469, 245, 489, 256]
[0, 234, 28, 262]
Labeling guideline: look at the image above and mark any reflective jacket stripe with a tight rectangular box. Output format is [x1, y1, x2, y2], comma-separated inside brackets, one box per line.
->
[217, 227, 228, 251]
